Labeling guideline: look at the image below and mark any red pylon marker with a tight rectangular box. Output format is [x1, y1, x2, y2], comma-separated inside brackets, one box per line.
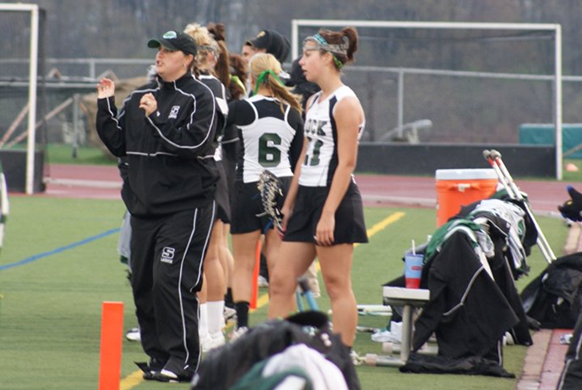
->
[250, 241, 261, 309]
[98, 301, 124, 390]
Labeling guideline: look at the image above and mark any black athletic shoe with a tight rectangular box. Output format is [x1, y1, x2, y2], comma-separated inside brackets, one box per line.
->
[135, 357, 166, 381]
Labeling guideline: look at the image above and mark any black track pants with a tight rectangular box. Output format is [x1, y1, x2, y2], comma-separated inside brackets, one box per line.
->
[130, 202, 215, 373]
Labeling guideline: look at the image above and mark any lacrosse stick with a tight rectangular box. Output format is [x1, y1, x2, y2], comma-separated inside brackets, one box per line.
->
[483, 149, 556, 263]
[256, 170, 285, 237]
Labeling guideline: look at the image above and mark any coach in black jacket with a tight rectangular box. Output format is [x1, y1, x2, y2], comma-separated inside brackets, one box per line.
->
[96, 30, 218, 383]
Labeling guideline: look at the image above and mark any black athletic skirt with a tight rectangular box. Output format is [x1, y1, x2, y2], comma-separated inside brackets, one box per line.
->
[214, 161, 231, 223]
[230, 176, 292, 234]
[284, 180, 368, 245]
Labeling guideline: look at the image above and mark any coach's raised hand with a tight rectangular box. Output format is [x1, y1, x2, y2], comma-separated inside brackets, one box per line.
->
[97, 78, 115, 99]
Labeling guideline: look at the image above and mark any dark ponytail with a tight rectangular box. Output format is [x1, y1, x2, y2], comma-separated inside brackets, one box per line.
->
[207, 23, 231, 88]
[318, 26, 359, 68]
[229, 54, 248, 100]
[340, 26, 358, 62]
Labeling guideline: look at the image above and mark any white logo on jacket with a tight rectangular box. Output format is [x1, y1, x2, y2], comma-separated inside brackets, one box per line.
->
[169, 105, 180, 119]
[161, 247, 175, 264]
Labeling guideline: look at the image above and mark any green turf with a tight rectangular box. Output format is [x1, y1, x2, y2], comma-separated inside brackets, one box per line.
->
[0, 196, 569, 389]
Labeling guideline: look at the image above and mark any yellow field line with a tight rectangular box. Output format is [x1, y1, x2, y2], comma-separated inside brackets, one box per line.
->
[119, 211, 405, 389]
[120, 371, 144, 390]
[357, 211, 406, 246]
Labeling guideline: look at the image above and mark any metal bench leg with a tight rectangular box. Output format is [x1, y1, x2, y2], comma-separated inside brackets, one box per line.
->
[400, 304, 413, 362]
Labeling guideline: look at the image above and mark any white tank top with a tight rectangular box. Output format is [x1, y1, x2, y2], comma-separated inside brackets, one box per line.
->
[238, 95, 298, 183]
[299, 85, 365, 187]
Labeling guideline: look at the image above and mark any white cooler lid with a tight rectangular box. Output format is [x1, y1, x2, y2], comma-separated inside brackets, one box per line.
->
[435, 168, 497, 180]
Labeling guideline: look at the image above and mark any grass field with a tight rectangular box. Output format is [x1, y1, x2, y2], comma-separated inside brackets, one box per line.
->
[0, 195, 568, 389]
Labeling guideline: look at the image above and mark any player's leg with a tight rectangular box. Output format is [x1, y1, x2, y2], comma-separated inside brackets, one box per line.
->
[263, 228, 282, 294]
[317, 243, 357, 347]
[220, 223, 234, 297]
[197, 275, 209, 346]
[267, 241, 316, 319]
[231, 230, 261, 331]
[200, 220, 226, 351]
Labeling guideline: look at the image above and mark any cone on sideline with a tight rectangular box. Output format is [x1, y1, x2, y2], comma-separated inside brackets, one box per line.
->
[566, 163, 579, 172]
[99, 301, 124, 390]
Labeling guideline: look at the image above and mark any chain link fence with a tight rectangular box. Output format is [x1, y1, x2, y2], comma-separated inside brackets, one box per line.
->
[3, 22, 582, 158]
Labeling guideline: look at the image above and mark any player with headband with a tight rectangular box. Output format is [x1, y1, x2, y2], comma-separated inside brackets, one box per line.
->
[267, 27, 368, 349]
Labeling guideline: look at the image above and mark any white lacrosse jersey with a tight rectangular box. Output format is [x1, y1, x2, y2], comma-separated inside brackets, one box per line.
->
[299, 85, 365, 187]
[229, 94, 304, 183]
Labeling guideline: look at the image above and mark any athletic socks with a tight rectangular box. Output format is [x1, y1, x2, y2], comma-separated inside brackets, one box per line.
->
[207, 300, 225, 334]
[199, 303, 209, 339]
[234, 301, 250, 329]
[224, 288, 234, 308]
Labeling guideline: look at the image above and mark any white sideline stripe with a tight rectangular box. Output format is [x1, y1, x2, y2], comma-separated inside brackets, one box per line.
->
[44, 177, 122, 189]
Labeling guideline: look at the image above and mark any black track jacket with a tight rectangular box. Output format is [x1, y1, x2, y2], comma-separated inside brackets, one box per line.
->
[97, 73, 219, 218]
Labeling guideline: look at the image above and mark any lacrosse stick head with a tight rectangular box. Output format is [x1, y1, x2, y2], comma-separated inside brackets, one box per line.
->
[257, 170, 285, 236]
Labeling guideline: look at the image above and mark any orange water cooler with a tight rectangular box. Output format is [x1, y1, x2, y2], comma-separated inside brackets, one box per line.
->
[435, 169, 498, 227]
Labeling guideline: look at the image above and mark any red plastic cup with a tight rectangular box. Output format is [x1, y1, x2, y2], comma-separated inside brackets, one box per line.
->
[404, 254, 423, 289]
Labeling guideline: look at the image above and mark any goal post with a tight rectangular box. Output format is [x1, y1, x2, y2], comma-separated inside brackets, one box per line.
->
[291, 20, 563, 179]
[0, 3, 40, 194]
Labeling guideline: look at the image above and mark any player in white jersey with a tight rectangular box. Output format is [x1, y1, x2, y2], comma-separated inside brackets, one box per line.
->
[184, 23, 231, 352]
[227, 53, 304, 335]
[268, 27, 368, 348]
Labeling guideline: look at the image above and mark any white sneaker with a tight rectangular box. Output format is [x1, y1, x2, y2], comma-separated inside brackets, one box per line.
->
[504, 331, 515, 346]
[224, 306, 236, 323]
[229, 326, 248, 341]
[157, 369, 179, 383]
[258, 275, 269, 288]
[125, 327, 141, 342]
[350, 350, 363, 366]
[201, 331, 226, 353]
[371, 323, 402, 344]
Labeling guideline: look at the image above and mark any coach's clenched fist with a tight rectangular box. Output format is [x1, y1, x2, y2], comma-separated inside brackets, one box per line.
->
[139, 93, 157, 116]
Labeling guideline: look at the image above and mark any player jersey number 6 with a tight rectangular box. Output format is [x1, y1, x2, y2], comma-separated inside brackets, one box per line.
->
[258, 132, 282, 167]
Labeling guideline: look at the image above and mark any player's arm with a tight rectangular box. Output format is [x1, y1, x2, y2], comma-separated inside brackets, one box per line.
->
[315, 96, 363, 246]
[287, 107, 305, 169]
[281, 139, 308, 231]
[96, 78, 126, 157]
[281, 96, 313, 230]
